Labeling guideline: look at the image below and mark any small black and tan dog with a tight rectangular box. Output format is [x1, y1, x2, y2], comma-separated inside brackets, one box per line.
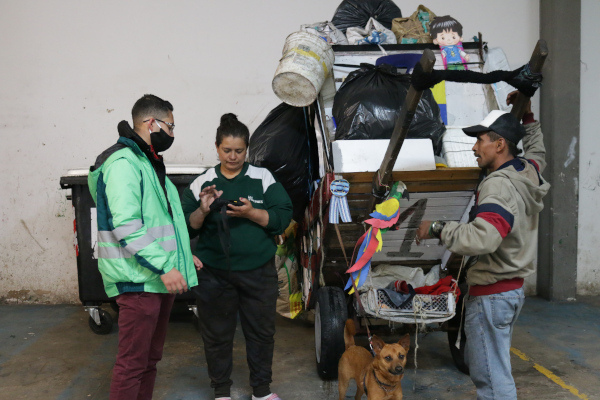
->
[338, 320, 410, 400]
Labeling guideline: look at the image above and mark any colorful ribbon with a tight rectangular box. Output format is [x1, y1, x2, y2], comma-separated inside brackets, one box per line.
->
[344, 194, 402, 294]
[329, 179, 351, 224]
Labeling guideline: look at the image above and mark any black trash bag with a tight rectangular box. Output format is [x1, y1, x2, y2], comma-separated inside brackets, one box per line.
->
[248, 103, 319, 222]
[331, 0, 402, 33]
[333, 63, 445, 154]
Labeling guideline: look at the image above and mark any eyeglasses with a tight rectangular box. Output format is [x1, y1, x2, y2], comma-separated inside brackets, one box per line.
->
[144, 118, 175, 132]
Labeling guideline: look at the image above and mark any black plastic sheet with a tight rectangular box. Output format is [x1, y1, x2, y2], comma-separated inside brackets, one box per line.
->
[331, 0, 402, 33]
[248, 103, 319, 222]
[333, 63, 445, 154]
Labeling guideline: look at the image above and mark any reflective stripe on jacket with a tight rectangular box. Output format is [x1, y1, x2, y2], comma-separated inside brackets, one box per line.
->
[88, 137, 198, 297]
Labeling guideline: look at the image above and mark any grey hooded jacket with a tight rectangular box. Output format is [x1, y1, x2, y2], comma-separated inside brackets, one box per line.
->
[441, 121, 551, 286]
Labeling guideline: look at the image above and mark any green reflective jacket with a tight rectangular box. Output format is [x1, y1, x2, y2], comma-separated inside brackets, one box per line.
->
[88, 137, 198, 297]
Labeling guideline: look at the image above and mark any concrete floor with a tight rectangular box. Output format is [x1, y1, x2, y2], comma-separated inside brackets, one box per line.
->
[0, 296, 599, 400]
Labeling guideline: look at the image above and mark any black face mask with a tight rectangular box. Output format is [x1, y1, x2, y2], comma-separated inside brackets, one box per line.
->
[150, 127, 174, 152]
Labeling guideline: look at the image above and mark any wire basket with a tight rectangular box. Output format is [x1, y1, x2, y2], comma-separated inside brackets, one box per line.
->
[358, 288, 456, 324]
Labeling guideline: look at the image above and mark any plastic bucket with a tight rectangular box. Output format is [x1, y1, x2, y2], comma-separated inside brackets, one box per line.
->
[272, 31, 335, 107]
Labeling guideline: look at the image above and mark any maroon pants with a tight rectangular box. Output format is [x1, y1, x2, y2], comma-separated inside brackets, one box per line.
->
[109, 292, 175, 400]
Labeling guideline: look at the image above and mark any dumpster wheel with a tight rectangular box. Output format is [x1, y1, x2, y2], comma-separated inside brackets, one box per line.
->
[88, 309, 114, 335]
[314, 286, 347, 380]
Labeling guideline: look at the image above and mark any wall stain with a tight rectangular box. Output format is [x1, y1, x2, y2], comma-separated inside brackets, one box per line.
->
[6, 289, 30, 301]
[20, 219, 46, 251]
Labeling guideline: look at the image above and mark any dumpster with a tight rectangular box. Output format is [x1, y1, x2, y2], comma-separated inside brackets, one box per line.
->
[60, 164, 209, 334]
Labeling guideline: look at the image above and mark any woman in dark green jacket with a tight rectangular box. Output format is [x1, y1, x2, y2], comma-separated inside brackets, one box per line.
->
[182, 114, 292, 400]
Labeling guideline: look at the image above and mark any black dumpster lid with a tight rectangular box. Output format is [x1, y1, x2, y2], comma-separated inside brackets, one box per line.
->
[59, 164, 211, 189]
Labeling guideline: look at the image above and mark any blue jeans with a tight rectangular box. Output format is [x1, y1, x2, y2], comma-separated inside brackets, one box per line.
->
[464, 288, 525, 400]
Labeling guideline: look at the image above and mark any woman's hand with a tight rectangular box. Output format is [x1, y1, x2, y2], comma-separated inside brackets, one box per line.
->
[193, 255, 203, 271]
[226, 197, 254, 218]
[226, 197, 270, 227]
[198, 185, 222, 214]
[189, 185, 223, 230]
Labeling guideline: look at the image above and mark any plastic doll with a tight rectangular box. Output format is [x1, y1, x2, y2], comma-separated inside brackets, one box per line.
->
[430, 15, 470, 70]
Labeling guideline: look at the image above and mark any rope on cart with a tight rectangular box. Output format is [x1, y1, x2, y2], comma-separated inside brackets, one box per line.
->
[411, 296, 428, 392]
[318, 179, 326, 288]
[453, 256, 468, 350]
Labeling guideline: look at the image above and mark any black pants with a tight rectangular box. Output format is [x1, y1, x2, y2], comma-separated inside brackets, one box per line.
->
[193, 258, 278, 398]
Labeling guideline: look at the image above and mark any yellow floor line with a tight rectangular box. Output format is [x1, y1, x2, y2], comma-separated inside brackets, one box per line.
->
[511, 347, 589, 400]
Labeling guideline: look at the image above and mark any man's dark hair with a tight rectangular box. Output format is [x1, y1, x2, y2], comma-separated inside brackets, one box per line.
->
[132, 94, 173, 126]
[487, 131, 522, 157]
[216, 113, 250, 147]
[430, 15, 463, 37]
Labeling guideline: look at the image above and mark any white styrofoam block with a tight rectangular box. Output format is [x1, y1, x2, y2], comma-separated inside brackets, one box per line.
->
[332, 138, 435, 173]
[441, 127, 478, 168]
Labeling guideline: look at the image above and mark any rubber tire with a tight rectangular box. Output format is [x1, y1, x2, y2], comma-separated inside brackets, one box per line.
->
[315, 286, 347, 380]
[88, 309, 114, 335]
[447, 284, 470, 375]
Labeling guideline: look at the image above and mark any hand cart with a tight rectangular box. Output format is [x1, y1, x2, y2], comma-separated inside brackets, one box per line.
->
[298, 39, 547, 379]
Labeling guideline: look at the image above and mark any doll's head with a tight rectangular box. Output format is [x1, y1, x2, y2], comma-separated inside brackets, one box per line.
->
[430, 16, 463, 46]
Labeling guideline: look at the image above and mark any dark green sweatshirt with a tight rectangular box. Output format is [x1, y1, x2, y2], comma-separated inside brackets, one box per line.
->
[181, 162, 293, 271]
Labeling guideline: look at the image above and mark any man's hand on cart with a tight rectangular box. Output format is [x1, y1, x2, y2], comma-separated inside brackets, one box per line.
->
[416, 220, 446, 244]
[193, 255, 203, 271]
[160, 268, 188, 294]
[506, 90, 532, 115]
[416, 220, 433, 244]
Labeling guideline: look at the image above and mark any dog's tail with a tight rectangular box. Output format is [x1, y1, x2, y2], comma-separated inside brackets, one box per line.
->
[344, 319, 356, 350]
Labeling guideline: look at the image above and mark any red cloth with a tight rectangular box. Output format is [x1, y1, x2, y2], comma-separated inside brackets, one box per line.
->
[522, 112, 535, 125]
[391, 280, 410, 293]
[414, 276, 460, 297]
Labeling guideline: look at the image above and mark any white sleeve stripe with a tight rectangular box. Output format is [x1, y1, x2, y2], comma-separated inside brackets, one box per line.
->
[189, 168, 218, 200]
[246, 165, 276, 194]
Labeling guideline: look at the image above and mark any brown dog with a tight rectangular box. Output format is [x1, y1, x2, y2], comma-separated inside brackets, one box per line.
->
[338, 320, 410, 400]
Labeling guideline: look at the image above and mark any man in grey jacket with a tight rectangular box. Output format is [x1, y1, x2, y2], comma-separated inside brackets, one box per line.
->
[417, 95, 550, 399]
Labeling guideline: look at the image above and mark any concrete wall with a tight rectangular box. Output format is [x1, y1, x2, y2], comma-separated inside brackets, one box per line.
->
[0, 0, 547, 303]
[577, 0, 600, 295]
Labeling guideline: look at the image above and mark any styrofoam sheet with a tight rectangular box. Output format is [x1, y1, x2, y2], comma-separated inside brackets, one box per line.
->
[332, 138, 435, 173]
[441, 127, 478, 168]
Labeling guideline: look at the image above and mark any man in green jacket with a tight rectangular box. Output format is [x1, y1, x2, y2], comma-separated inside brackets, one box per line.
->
[88, 94, 198, 400]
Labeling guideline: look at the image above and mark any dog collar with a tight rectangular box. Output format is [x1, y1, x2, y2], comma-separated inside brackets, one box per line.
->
[372, 368, 398, 393]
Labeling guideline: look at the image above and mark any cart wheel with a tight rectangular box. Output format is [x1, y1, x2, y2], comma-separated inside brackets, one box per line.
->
[88, 309, 114, 335]
[315, 286, 347, 380]
[447, 285, 469, 375]
[110, 302, 119, 313]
